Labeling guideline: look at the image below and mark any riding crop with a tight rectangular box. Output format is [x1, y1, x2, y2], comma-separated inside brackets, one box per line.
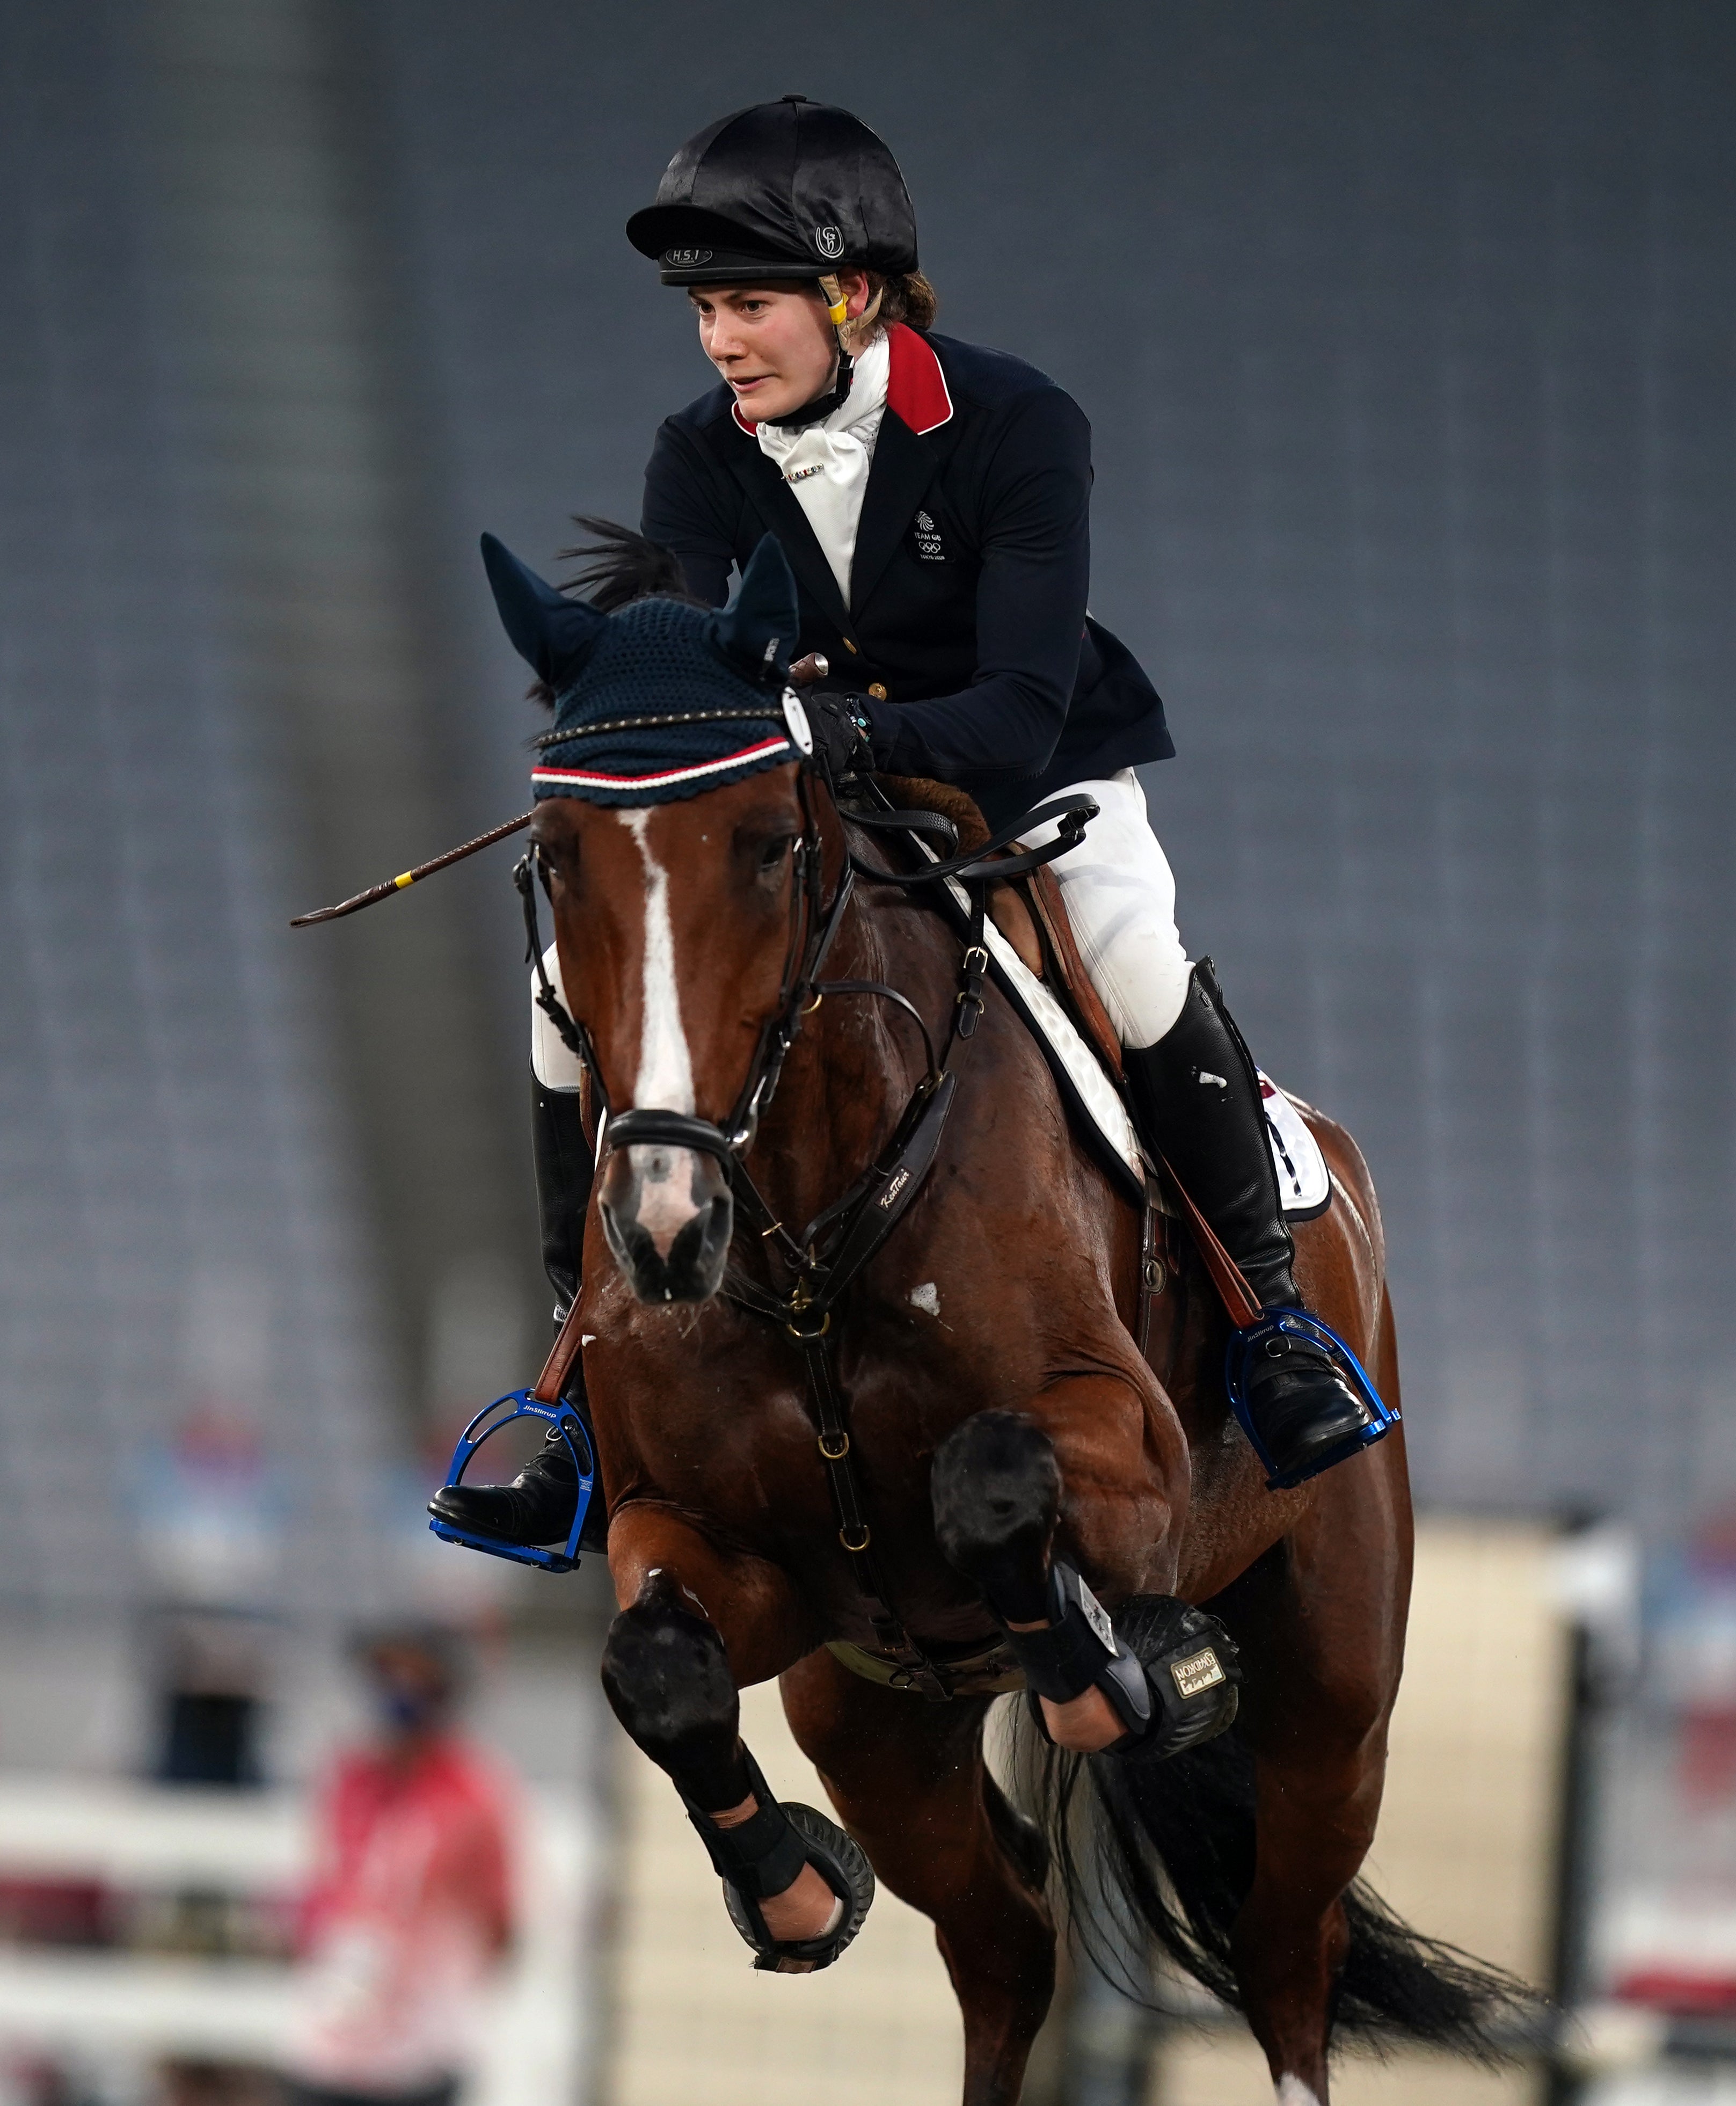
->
[288, 810, 534, 927]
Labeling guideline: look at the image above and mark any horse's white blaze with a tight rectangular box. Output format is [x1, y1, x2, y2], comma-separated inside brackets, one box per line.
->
[910, 1282, 941, 1316]
[620, 810, 694, 1113]
[1275, 2079, 1321, 2105]
[619, 810, 702, 1257]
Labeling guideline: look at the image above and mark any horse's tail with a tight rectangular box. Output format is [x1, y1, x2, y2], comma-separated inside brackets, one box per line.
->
[1015, 1717, 1545, 2059]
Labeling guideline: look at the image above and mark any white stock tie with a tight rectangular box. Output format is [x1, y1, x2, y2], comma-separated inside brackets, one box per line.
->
[753, 331, 890, 604]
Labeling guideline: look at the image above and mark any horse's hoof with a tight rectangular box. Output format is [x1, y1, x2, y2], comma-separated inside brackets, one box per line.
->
[721, 1803, 876, 1973]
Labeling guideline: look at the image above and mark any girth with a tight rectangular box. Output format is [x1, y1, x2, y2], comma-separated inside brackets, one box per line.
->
[825, 1635, 1024, 1699]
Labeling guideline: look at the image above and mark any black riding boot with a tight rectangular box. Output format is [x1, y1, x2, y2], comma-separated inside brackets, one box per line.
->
[1123, 962, 1370, 1485]
[427, 1080, 601, 1549]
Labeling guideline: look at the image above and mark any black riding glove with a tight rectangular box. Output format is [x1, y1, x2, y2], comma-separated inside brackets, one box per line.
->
[807, 694, 875, 784]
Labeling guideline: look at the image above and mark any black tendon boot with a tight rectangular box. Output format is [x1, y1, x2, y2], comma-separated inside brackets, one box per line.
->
[683, 1746, 876, 1974]
[1004, 1563, 1242, 1763]
[428, 1080, 603, 1550]
[1124, 963, 1372, 1485]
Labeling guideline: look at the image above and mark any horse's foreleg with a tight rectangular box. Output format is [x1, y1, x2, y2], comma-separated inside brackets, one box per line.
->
[781, 1645, 1054, 2106]
[601, 1503, 849, 1962]
[932, 1386, 1195, 1756]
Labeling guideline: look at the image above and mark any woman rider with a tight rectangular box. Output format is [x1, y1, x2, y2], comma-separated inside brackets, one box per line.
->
[433, 96, 1371, 1559]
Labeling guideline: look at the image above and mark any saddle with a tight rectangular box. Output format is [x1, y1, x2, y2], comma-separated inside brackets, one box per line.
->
[878, 775, 1122, 1071]
[873, 776, 1330, 1225]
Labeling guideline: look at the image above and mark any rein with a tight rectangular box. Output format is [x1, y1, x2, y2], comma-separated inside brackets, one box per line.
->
[522, 763, 1098, 1697]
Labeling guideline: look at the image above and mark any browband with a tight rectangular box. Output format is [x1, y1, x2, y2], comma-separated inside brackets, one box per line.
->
[530, 705, 785, 750]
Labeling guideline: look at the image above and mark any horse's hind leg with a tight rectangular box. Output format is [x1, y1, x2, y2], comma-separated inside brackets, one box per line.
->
[1216, 1431, 1414, 2101]
[781, 1644, 1054, 2106]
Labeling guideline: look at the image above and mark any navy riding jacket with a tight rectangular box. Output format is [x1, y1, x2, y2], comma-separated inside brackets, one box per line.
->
[641, 325, 1172, 826]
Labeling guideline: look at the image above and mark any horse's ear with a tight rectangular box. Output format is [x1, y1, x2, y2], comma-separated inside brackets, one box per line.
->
[712, 534, 798, 679]
[480, 533, 608, 689]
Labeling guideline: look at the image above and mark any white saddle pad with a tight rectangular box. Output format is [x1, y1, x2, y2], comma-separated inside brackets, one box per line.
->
[968, 892, 1329, 1220]
[973, 908, 1145, 1187]
[1260, 1075, 1332, 1219]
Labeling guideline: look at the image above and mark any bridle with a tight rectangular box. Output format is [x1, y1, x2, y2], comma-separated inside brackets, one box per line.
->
[517, 744, 849, 1194]
[517, 708, 1095, 1255]
[518, 710, 1096, 1696]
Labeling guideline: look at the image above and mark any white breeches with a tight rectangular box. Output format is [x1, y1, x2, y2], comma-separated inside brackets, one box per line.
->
[531, 945, 586, 1091]
[1024, 769, 1193, 1050]
[530, 767, 1193, 1085]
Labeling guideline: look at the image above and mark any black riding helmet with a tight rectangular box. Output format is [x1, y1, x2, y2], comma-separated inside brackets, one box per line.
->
[626, 95, 918, 288]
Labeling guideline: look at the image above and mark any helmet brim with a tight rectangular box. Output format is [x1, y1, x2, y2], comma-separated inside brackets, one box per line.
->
[657, 257, 834, 288]
[626, 203, 855, 286]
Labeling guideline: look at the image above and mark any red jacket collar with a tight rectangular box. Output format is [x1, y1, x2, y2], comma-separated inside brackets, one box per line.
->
[730, 324, 953, 437]
[886, 323, 954, 434]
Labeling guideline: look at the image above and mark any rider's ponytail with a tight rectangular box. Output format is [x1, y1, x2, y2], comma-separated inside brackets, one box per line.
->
[873, 270, 938, 330]
[823, 268, 939, 349]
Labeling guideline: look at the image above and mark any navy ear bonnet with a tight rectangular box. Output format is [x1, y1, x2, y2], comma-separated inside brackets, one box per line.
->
[481, 532, 810, 807]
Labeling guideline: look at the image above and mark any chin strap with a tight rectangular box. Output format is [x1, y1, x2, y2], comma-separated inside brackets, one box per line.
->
[760, 275, 884, 433]
[761, 353, 855, 431]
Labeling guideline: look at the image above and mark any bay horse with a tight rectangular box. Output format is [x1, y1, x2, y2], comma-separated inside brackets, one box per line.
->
[475, 531, 1527, 2103]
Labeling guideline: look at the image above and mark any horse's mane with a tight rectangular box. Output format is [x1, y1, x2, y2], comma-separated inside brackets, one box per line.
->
[556, 516, 697, 611]
[525, 517, 701, 708]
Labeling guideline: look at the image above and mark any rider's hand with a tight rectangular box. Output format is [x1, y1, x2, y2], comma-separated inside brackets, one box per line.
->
[808, 694, 875, 783]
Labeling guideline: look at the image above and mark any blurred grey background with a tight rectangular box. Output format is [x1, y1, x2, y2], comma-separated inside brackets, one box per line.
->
[2, 0, 1732, 1618]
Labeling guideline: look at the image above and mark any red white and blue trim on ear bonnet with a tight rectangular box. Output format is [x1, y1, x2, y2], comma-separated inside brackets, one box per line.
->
[481, 531, 812, 807]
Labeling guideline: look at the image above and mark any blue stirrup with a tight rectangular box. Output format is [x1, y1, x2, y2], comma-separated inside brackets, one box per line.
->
[428, 1392, 595, 1573]
[1224, 1310, 1400, 1492]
